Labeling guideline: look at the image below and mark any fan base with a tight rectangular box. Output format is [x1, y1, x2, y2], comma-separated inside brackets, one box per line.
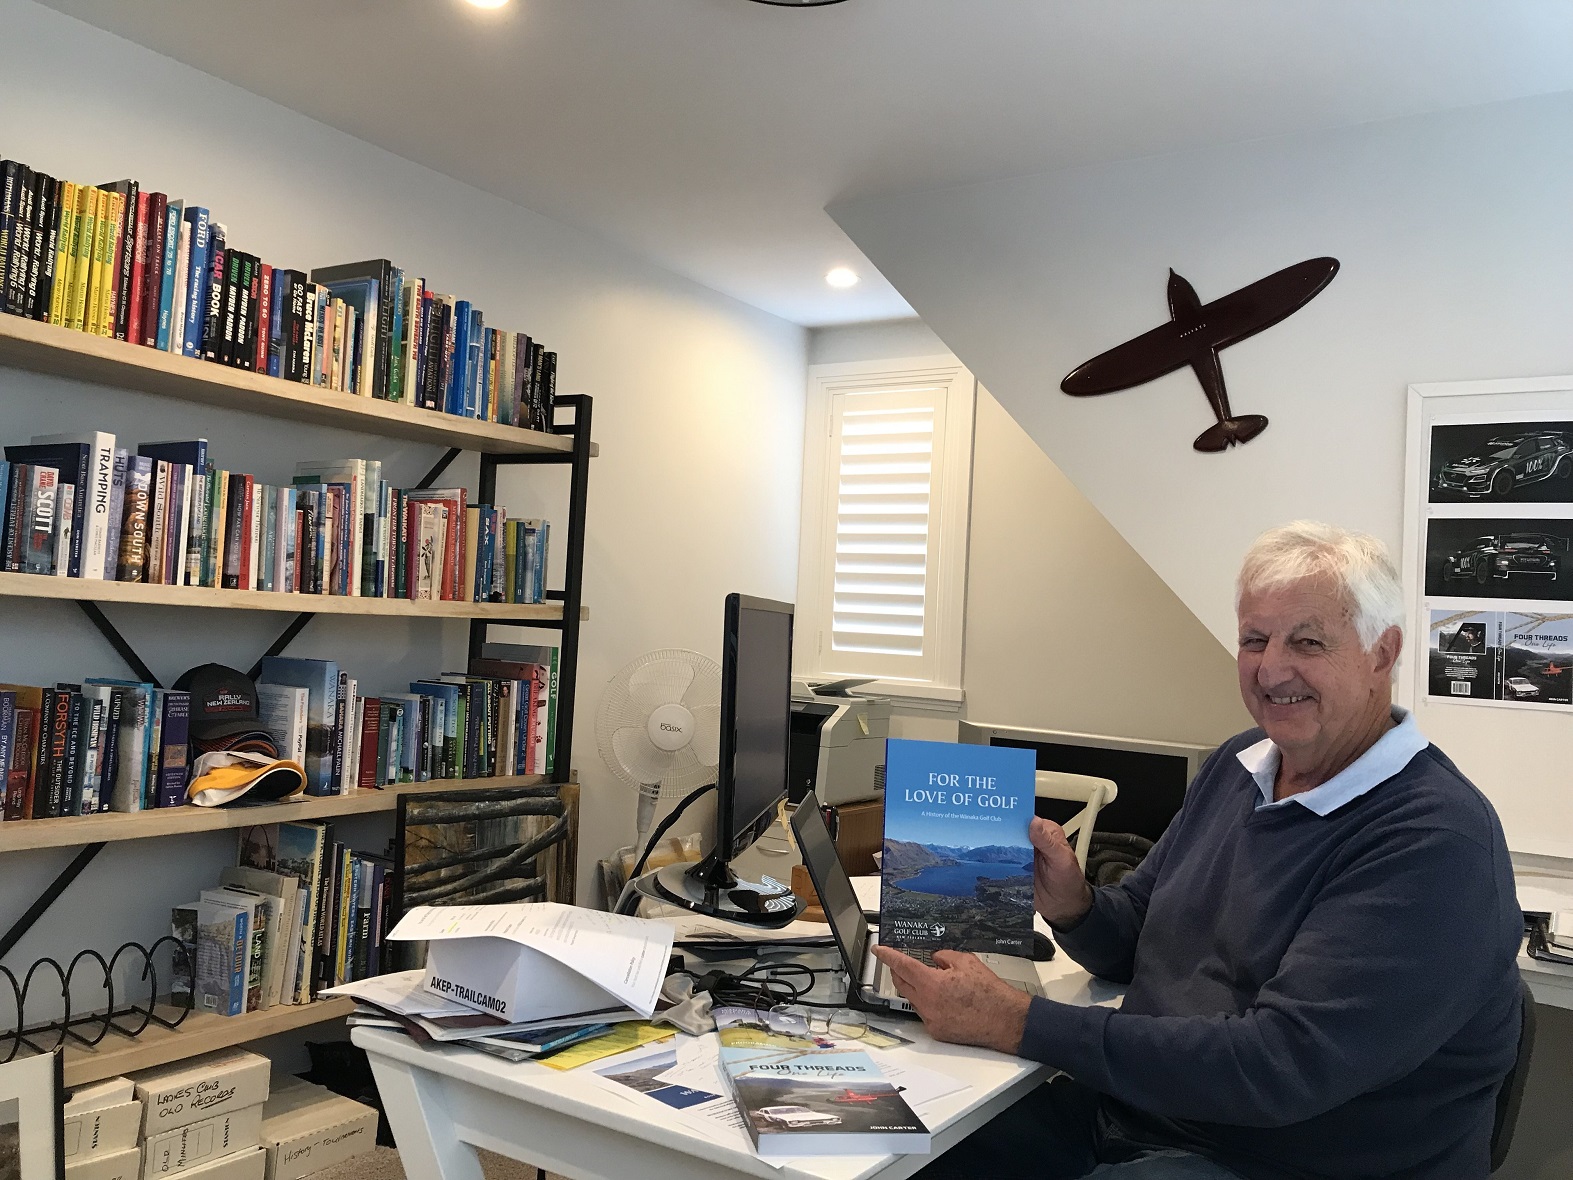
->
[640, 862, 806, 929]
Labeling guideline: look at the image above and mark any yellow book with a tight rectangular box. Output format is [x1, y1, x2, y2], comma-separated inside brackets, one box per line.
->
[95, 190, 124, 338]
[71, 186, 98, 333]
[48, 181, 78, 327]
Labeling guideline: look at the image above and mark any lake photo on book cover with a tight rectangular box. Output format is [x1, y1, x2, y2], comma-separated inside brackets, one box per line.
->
[902, 862, 1028, 896]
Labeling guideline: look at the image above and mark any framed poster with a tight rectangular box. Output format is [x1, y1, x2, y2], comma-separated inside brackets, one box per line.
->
[1402, 376, 1573, 859]
[0, 1050, 63, 1180]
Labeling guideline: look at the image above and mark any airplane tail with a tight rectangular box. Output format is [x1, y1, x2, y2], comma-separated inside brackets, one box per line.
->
[1193, 415, 1269, 453]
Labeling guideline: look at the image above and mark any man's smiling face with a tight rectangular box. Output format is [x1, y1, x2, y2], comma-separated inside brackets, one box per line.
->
[1236, 578, 1399, 773]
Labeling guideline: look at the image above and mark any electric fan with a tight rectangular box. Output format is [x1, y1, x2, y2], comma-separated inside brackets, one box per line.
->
[595, 649, 723, 865]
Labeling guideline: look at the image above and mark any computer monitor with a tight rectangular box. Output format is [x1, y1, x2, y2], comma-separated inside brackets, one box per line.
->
[958, 721, 1215, 844]
[648, 593, 802, 925]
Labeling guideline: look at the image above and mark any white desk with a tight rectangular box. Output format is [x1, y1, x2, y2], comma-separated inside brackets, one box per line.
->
[356, 946, 1116, 1180]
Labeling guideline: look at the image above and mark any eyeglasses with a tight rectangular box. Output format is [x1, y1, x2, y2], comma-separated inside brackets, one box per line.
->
[768, 1003, 868, 1041]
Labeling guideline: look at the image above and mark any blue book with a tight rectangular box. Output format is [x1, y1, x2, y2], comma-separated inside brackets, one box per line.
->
[181, 207, 211, 358]
[465, 308, 484, 418]
[195, 899, 248, 1017]
[410, 680, 461, 780]
[267, 269, 286, 378]
[446, 300, 472, 416]
[880, 738, 1037, 959]
[156, 200, 181, 351]
[259, 657, 341, 794]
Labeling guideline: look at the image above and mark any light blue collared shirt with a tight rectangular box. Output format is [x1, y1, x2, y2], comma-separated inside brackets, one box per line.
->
[1236, 706, 1429, 815]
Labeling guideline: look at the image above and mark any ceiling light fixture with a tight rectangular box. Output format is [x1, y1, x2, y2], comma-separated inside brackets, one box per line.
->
[748, 0, 851, 6]
[825, 267, 860, 289]
[465, 0, 510, 8]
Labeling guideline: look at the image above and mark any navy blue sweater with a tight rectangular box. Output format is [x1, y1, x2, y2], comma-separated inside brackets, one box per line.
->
[1021, 730, 1522, 1179]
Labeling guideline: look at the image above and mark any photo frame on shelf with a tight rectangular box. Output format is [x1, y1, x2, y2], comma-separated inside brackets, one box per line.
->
[0, 1050, 63, 1180]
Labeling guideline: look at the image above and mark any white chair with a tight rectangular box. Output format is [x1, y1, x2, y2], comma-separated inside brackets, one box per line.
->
[1036, 770, 1118, 871]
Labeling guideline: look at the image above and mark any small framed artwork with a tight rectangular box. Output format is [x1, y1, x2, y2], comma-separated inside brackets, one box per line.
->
[0, 1050, 63, 1180]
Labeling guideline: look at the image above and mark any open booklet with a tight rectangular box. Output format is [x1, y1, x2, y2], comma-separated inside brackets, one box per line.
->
[387, 902, 674, 1023]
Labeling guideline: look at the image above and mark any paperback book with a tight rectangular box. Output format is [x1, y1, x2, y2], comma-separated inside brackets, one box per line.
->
[714, 1006, 929, 1157]
[880, 737, 1036, 959]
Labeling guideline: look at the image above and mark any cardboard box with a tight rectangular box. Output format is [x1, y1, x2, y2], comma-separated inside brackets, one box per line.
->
[65, 1145, 139, 1180]
[63, 1100, 142, 1160]
[261, 1079, 377, 1180]
[133, 1049, 271, 1134]
[65, 1077, 135, 1116]
[171, 1148, 266, 1180]
[141, 1104, 264, 1180]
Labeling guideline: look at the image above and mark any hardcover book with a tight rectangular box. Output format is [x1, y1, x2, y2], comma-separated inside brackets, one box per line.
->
[714, 1005, 929, 1157]
[257, 658, 340, 795]
[880, 738, 1037, 959]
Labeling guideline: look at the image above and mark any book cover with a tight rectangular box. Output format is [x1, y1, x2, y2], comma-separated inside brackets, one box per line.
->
[880, 738, 1037, 959]
[256, 682, 309, 767]
[170, 903, 198, 1006]
[85, 678, 154, 813]
[117, 456, 152, 582]
[167, 211, 190, 354]
[309, 260, 394, 399]
[180, 207, 210, 358]
[48, 179, 77, 327]
[31, 431, 115, 581]
[193, 899, 248, 1017]
[155, 691, 192, 808]
[714, 1005, 929, 1157]
[257, 658, 340, 795]
[103, 447, 128, 581]
[21, 464, 58, 576]
[156, 197, 181, 350]
[51, 483, 73, 577]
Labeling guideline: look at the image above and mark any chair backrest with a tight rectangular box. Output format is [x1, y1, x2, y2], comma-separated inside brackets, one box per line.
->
[1490, 976, 1536, 1172]
[1034, 770, 1118, 871]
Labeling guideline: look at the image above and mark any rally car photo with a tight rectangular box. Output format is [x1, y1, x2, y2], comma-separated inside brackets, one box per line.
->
[1441, 533, 1566, 585]
[1433, 432, 1573, 498]
[1504, 677, 1542, 700]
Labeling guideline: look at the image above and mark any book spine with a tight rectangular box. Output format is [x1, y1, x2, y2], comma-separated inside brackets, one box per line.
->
[157, 200, 180, 350]
[182, 209, 210, 356]
[110, 181, 137, 339]
[22, 465, 58, 575]
[10, 167, 35, 319]
[48, 181, 77, 327]
[103, 448, 127, 581]
[117, 459, 151, 582]
[6, 706, 37, 820]
[36, 177, 60, 325]
[201, 228, 226, 362]
[155, 693, 191, 807]
[127, 191, 150, 344]
[42, 688, 71, 818]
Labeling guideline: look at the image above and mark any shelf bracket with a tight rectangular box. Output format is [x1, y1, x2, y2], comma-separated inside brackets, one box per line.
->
[247, 612, 317, 681]
[0, 843, 106, 965]
[75, 602, 161, 687]
[420, 447, 463, 490]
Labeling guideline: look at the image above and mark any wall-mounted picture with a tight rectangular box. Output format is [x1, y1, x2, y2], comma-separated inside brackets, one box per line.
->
[1429, 421, 1573, 503]
[1427, 611, 1501, 701]
[1501, 614, 1573, 706]
[1424, 518, 1573, 601]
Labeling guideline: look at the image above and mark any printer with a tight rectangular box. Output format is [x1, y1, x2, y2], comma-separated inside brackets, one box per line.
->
[788, 679, 891, 806]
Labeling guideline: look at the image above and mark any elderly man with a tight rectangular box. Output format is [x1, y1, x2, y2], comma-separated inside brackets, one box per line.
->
[879, 521, 1522, 1179]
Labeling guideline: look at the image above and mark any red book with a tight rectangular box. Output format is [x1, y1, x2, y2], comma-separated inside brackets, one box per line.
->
[256, 264, 272, 372]
[126, 191, 149, 345]
[142, 193, 167, 347]
[4, 705, 38, 820]
[356, 700, 382, 791]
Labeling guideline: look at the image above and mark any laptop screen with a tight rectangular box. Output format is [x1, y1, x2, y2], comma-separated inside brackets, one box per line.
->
[790, 791, 870, 978]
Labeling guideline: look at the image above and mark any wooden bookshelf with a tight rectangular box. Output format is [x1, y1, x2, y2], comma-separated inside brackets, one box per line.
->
[0, 774, 553, 853]
[0, 315, 598, 458]
[0, 571, 589, 621]
[57, 997, 358, 1087]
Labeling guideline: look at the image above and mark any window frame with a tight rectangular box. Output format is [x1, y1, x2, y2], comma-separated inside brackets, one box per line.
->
[794, 354, 976, 708]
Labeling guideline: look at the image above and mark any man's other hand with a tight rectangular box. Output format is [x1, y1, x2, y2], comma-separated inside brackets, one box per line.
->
[870, 947, 1031, 1055]
[1031, 817, 1094, 927]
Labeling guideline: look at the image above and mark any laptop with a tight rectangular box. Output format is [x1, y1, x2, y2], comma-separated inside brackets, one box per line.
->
[790, 790, 1045, 1017]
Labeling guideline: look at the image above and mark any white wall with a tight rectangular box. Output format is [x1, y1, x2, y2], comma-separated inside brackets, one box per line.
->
[0, 0, 805, 998]
[830, 91, 1573, 651]
[809, 321, 1249, 748]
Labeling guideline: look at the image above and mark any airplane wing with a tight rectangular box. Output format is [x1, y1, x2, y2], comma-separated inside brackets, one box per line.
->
[1195, 257, 1339, 351]
[1060, 321, 1190, 395]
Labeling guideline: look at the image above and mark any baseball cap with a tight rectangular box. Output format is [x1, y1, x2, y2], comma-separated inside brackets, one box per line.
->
[187, 748, 307, 808]
[172, 664, 276, 753]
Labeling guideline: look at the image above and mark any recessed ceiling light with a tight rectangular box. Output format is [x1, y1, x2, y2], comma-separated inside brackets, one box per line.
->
[465, 0, 510, 8]
[825, 267, 860, 289]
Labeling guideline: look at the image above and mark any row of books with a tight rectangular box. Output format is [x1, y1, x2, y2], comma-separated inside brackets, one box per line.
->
[0, 681, 189, 819]
[0, 643, 559, 821]
[0, 432, 553, 603]
[177, 819, 392, 1015]
[0, 158, 559, 428]
[260, 644, 561, 798]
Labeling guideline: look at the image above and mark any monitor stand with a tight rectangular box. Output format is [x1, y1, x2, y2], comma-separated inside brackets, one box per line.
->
[636, 861, 806, 928]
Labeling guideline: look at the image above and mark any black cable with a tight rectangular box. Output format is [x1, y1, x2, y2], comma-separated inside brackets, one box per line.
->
[630, 781, 716, 879]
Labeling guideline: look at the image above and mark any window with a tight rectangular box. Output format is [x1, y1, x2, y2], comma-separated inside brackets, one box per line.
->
[795, 355, 976, 703]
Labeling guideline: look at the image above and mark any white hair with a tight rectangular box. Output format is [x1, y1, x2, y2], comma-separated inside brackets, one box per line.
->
[1236, 521, 1403, 651]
